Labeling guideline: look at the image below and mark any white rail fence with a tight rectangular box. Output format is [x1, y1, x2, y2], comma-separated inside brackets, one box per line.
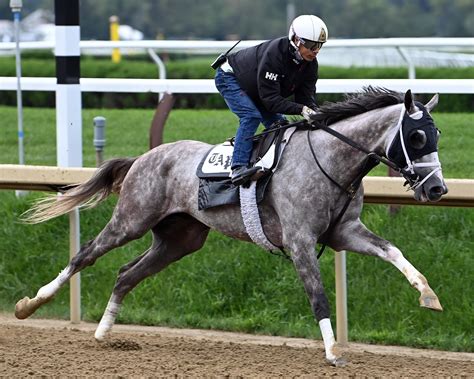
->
[1, 77, 473, 94]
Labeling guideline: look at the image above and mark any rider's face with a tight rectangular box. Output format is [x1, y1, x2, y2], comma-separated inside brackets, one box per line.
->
[298, 43, 320, 61]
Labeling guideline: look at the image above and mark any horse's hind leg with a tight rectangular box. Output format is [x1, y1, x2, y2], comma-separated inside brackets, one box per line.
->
[95, 213, 209, 341]
[330, 219, 442, 311]
[15, 201, 158, 320]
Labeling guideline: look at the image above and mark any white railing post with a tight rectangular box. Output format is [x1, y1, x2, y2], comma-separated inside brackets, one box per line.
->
[10, 0, 28, 198]
[147, 48, 167, 101]
[397, 46, 416, 79]
[335, 250, 348, 345]
[69, 208, 81, 323]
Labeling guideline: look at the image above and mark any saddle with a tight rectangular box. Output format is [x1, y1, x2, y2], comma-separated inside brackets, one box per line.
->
[196, 121, 296, 210]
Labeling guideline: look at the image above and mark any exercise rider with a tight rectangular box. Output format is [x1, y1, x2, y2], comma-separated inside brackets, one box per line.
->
[214, 14, 328, 185]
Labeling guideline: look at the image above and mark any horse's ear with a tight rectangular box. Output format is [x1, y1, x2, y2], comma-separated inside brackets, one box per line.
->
[404, 89, 416, 114]
[425, 94, 439, 113]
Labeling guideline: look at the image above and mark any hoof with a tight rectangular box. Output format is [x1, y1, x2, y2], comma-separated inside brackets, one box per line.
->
[94, 326, 110, 342]
[327, 357, 347, 367]
[94, 332, 106, 342]
[15, 297, 34, 319]
[15, 296, 52, 319]
[419, 293, 443, 312]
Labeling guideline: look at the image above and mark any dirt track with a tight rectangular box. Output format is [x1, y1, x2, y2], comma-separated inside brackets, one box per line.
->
[0, 314, 473, 377]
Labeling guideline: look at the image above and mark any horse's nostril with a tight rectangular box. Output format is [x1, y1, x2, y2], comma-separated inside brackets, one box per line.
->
[430, 186, 444, 197]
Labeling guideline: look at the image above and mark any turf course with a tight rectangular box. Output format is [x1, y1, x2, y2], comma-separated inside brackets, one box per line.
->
[0, 106, 472, 352]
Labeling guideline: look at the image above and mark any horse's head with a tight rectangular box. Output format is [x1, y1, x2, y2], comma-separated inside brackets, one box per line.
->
[387, 90, 448, 202]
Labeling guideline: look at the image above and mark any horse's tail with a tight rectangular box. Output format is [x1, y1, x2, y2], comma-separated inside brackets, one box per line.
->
[22, 157, 137, 224]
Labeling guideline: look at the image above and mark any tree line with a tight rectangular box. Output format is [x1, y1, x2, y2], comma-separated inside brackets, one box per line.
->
[0, 0, 473, 40]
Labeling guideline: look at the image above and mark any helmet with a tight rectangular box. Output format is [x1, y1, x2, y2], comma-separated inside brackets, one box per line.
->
[288, 15, 328, 46]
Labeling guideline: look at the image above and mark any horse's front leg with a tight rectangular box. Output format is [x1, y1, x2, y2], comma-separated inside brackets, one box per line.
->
[331, 219, 442, 311]
[289, 240, 346, 367]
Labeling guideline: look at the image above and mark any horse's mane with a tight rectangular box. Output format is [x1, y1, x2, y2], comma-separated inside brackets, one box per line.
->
[314, 86, 404, 125]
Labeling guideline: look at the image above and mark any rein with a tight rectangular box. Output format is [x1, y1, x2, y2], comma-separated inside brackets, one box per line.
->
[253, 119, 398, 172]
[309, 122, 398, 171]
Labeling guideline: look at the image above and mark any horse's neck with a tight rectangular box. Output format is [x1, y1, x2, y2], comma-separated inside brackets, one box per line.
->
[334, 104, 401, 154]
[308, 104, 401, 184]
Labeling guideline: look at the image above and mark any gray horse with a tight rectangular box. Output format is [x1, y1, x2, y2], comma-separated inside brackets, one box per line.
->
[15, 88, 447, 366]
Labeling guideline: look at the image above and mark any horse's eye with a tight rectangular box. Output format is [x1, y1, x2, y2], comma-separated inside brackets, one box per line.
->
[408, 129, 427, 149]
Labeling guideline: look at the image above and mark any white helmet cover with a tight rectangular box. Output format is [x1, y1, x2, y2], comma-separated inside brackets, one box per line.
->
[288, 15, 328, 44]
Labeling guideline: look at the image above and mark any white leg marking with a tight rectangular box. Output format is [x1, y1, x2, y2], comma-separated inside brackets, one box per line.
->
[319, 318, 337, 361]
[386, 247, 428, 293]
[95, 298, 121, 341]
[36, 267, 71, 299]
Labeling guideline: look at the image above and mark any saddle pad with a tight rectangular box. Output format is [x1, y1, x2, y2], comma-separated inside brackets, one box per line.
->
[196, 127, 297, 180]
[197, 141, 233, 179]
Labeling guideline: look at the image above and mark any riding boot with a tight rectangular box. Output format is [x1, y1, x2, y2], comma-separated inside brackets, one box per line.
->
[231, 166, 259, 186]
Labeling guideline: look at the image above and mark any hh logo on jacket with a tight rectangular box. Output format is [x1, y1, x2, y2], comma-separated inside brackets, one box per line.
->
[265, 72, 278, 81]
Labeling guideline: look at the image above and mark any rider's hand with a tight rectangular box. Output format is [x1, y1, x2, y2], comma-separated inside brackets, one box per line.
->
[301, 105, 317, 122]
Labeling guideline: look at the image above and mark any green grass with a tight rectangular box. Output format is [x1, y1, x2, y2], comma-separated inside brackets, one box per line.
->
[0, 106, 473, 352]
[0, 107, 239, 166]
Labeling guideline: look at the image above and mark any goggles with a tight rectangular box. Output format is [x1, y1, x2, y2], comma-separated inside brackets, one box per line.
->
[299, 38, 324, 51]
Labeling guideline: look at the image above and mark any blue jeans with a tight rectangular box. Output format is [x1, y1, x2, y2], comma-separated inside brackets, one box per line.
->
[215, 68, 285, 168]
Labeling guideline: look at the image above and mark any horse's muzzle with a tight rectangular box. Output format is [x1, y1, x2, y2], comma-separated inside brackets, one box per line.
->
[414, 181, 448, 202]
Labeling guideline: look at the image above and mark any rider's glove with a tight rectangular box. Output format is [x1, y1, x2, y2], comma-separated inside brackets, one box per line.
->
[301, 105, 317, 122]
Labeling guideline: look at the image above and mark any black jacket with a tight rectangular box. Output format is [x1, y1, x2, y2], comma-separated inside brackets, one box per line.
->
[227, 37, 318, 115]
